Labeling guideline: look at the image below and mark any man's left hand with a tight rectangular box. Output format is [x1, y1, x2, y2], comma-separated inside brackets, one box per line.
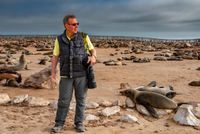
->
[87, 55, 96, 65]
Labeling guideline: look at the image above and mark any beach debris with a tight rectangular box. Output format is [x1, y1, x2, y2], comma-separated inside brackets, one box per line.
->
[133, 57, 150, 63]
[167, 56, 183, 61]
[122, 55, 136, 61]
[154, 53, 172, 57]
[192, 104, 200, 119]
[49, 100, 58, 110]
[101, 106, 120, 117]
[103, 60, 126, 66]
[43, 51, 52, 55]
[85, 114, 100, 121]
[153, 56, 167, 61]
[112, 99, 125, 107]
[0, 93, 10, 105]
[99, 100, 113, 107]
[27, 96, 50, 106]
[86, 102, 99, 109]
[121, 49, 132, 54]
[11, 94, 29, 104]
[120, 114, 138, 123]
[173, 104, 200, 127]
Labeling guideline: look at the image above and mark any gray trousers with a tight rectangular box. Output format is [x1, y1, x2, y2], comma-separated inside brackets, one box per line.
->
[55, 76, 88, 126]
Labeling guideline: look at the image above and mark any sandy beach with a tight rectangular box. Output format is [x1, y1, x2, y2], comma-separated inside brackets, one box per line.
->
[0, 38, 200, 134]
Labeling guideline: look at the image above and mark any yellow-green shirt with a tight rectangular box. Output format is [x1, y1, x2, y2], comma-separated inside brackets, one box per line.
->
[53, 35, 94, 56]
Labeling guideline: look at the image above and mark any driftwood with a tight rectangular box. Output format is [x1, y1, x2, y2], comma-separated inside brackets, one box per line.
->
[23, 66, 52, 89]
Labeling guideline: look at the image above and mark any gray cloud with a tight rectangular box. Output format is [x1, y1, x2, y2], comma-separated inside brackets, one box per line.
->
[0, 0, 200, 39]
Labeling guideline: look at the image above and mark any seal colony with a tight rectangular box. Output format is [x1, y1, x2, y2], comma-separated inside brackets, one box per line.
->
[0, 36, 199, 133]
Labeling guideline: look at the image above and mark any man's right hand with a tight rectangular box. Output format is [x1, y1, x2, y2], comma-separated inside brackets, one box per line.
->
[51, 74, 57, 82]
[50, 75, 57, 89]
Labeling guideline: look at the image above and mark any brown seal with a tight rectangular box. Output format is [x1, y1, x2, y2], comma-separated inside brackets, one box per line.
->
[120, 89, 177, 118]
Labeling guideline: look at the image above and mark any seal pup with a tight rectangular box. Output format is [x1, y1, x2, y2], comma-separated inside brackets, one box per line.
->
[120, 89, 177, 118]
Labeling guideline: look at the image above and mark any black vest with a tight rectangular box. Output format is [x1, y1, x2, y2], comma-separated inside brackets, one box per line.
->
[57, 31, 88, 78]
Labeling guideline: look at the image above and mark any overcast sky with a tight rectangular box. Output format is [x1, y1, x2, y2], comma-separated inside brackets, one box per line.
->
[0, 0, 200, 39]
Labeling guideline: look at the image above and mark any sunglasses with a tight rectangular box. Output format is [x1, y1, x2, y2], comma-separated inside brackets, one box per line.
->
[68, 22, 79, 26]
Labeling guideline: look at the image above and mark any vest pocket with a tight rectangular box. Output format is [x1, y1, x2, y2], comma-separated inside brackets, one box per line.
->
[60, 56, 69, 73]
[73, 56, 82, 64]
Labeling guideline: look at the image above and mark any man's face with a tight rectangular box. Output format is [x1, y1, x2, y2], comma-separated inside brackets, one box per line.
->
[65, 18, 79, 34]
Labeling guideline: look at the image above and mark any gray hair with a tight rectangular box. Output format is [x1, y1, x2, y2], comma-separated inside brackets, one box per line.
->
[63, 14, 76, 25]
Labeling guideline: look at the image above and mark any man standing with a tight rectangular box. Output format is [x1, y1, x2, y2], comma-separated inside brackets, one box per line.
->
[51, 15, 97, 133]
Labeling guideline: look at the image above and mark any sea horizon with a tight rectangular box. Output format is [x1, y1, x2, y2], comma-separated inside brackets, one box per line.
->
[0, 33, 199, 41]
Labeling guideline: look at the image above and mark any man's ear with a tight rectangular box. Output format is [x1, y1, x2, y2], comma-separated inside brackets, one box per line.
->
[64, 24, 68, 29]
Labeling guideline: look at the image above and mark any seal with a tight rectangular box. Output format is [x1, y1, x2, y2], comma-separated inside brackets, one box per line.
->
[137, 86, 177, 98]
[5, 79, 20, 87]
[0, 70, 22, 83]
[0, 53, 26, 71]
[0, 70, 22, 87]
[136, 81, 177, 98]
[120, 89, 177, 118]
[189, 80, 200, 86]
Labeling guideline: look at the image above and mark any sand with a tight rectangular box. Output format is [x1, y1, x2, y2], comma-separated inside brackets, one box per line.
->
[0, 47, 200, 134]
